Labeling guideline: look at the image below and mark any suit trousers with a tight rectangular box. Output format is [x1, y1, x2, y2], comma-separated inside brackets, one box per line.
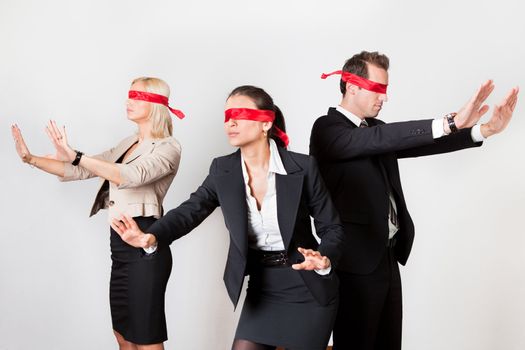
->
[333, 245, 402, 350]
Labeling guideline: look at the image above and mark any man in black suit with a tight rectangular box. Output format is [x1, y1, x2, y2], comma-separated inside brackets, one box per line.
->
[309, 51, 518, 350]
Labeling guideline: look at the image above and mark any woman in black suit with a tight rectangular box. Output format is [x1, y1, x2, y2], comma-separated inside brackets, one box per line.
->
[111, 85, 345, 350]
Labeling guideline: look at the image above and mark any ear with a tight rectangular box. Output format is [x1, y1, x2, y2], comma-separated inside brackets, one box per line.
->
[262, 121, 273, 131]
[346, 82, 358, 95]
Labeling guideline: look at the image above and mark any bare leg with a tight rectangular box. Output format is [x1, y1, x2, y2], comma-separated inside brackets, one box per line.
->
[114, 330, 138, 350]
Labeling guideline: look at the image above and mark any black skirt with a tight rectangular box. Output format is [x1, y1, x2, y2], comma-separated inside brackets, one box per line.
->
[109, 216, 172, 344]
[235, 251, 338, 348]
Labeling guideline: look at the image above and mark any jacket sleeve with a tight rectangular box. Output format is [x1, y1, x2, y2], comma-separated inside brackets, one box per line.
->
[58, 146, 116, 182]
[146, 159, 220, 247]
[310, 117, 436, 161]
[305, 156, 345, 268]
[396, 127, 483, 159]
[116, 140, 181, 189]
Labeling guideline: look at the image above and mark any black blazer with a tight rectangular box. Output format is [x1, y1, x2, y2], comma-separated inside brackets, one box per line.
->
[309, 107, 483, 274]
[147, 146, 345, 307]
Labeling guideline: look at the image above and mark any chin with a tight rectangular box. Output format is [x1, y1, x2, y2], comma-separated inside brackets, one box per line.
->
[228, 139, 243, 147]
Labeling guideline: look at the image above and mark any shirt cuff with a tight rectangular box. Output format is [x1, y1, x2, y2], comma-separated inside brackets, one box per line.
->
[315, 266, 332, 275]
[143, 242, 158, 254]
[471, 124, 486, 142]
[432, 118, 446, 139]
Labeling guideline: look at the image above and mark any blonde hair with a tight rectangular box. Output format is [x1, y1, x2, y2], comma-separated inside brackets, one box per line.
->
[131, 77, 173, 138]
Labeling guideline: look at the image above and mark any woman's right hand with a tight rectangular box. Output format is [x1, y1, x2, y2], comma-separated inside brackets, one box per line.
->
[11, 124, 33, 164]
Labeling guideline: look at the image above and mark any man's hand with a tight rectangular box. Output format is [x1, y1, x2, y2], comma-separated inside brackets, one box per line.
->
[481, 87, 519, 138]
[455, 80, 495, 129]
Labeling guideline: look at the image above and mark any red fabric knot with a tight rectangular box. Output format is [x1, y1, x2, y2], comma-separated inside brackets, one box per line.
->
[320, 70, 388, 94]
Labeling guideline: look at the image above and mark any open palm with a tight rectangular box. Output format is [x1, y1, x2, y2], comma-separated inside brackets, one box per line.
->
[11, 124, 32, 163]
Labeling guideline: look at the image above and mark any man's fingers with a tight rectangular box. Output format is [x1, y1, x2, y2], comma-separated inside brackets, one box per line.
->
[475, 80, 495, 106]
[508, 88, 519, 111]
[478, 104, 490, 117]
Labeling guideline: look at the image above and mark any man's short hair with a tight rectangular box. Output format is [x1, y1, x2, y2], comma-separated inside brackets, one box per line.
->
[340, 51, 390, 95]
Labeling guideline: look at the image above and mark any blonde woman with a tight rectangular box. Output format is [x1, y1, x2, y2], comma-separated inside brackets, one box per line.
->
[11, 77, 183, 350]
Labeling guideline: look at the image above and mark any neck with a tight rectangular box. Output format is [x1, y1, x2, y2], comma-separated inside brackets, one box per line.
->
[340, 98, 366, 120]
[240, 138, 271, 172]
[136, 121, 153, 142]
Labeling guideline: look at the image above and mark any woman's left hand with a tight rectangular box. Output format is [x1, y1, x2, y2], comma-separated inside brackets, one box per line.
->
[111, 214, 156, 248]
[45, 120, 76, 162]
[292, 247, 331, 271]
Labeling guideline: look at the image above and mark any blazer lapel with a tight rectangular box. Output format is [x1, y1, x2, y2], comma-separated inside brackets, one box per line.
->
[366, 118, 401, 199]
[214, 150, 249, 257]
[275, 147, 304, 250]
[124, 138, 156, 164]
[328, 107, 359, 128]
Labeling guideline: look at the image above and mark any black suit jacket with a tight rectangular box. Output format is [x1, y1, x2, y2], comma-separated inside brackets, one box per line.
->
[147, 146, 345, 307]
[309, 107, 483, 274]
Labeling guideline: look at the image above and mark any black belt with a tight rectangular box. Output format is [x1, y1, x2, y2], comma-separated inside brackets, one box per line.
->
[250, 249, 290, 267]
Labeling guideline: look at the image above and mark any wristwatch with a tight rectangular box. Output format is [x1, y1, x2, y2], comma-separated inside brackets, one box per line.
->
[72, 150, 84, 166]
[445, 112, 458, 134]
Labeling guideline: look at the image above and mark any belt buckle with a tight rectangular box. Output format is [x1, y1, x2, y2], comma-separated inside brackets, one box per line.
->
[260, 251, 288, 266]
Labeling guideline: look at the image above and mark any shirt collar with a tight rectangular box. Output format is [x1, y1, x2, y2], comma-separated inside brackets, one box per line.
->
[336, 105, 368, 127]
[241, 139, 287, 184]
[268, 139, 287, 175]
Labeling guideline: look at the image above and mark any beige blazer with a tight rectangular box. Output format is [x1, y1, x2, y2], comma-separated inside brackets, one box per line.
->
[59, 134, 181, 222]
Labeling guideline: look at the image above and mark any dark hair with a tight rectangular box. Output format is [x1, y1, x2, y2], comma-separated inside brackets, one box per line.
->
[227, 85, 287, 148]
[340, 51, 390, 95]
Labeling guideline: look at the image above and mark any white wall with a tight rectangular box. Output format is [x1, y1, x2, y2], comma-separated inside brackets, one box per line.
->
[1, 0, 524, 349]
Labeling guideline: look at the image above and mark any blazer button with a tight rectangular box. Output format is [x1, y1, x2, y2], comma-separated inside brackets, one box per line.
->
[109, 200, 115, 206]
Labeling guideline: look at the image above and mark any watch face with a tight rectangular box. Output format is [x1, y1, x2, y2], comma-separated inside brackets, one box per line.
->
[446, 114, 458, 133]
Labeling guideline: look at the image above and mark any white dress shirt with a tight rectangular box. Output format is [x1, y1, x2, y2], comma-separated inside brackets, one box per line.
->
[241, 139, 330, 275]
[335, 105, 485, 239]
[241, 139, 287, 251]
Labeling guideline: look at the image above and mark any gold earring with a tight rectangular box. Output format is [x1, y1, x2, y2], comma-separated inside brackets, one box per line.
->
[263, 130, 268, 137]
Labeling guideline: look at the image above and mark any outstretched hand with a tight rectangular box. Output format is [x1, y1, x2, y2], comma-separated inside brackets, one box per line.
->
[45, 120, 76, 162]
[111, 214, 155, 248]
[291, 247, 331, 271]
[11, 124, 32, 163]
[481, 86, 519, 138]
[454, 80, 495, 129]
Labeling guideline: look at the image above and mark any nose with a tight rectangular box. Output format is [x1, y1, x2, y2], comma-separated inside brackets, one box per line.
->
[379, 93, 388, 103]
